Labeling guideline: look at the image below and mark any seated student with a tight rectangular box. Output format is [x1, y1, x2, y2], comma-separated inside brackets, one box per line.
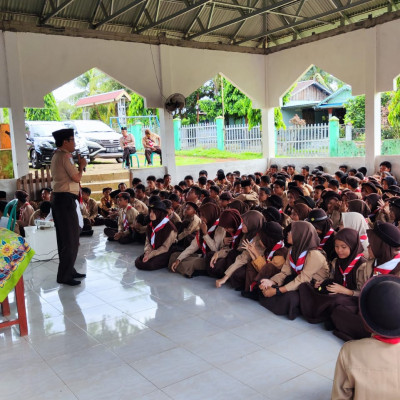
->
[125, 188, 148, 215]
[339, 164, 348, 174]
[247, 174, 259, 194]
[216, 171, 230, 191]
[15, 190, 34, 236]
[29, 201, 53, 225]
[104, 192, 138, 244]
[118, 182, 127, 192]
[341, 212, 369, 255]
[388, 197, 400, 226]
[331, 275, 400, 400]
[266, 195, 291, 228]
[331, 222, 400, 341]
[142, 129, 162, 165]
[169, 193, 184, 219]
[184, 175, 194, 188]
[323, 191, 343, 230]
[347, 199, 370, 218]
[272, 179, 288, 209]
[145, 175, 157, 196]
[235, 179, 259, 209]
[99, 187, 114, 217]
[81, 186, 102, 225]
[289, 203, 311, 221]
[364, 193, 383, 226]
[186, 186, 202, 207]
[259, 175, 270, 188]
[163, 174, 173, 192]
[135, 201, 177, 271]
[379, 160, 392, 175]
[205, 209, 243, 279]
[241, 221, 287, 296]
[209, 185, 220, 202]
[293, 174, 312, 197]
[307, 208, 336, 262]
[197, 176, 207, 190]
[232, 181, 241, 197]
[169, 203, 224, 278]
[219, 192, 232, 211]
[37, 187, 52, 209]
[135, 184, 149, 206]
[156, 178, 165, 191]
[132, 177, 142, 188]
[175, 202, 201, 249]
[258, 187, 270, 208]
[216, 210, 265, 289]
[163, 199, 181, 228]
[120, 126, 136, 168]
[258, 221, 330, 320]
[299, 228, 367, 325]
[284, 186, 303, 216]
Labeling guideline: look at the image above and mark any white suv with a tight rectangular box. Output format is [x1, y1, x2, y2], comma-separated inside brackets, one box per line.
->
[65, 120, 123, 162]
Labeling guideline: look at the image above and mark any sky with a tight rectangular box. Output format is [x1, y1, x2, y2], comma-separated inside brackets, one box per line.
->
[52, 80, 81, 102]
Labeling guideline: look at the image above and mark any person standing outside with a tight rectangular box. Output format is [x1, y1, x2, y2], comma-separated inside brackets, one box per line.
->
[51, 128, 87, 286]
[119, 127, 136, 168]
[142, 129, 162, 165]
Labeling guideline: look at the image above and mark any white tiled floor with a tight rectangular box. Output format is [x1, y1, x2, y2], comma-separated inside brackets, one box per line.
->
[1, 227, 343, 400]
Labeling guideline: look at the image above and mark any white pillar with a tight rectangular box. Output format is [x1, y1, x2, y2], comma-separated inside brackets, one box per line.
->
[158, 108, 176, 178]
[4, 32, 29, 179]
[261, 107, 275, 161]
[364, 28, 381, 175]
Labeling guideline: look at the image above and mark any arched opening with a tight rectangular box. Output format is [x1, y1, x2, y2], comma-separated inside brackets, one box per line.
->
[175, 74, 263, 166]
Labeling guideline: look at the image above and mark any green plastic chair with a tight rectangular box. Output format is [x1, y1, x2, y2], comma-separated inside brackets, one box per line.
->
[3, 199, 18, 231]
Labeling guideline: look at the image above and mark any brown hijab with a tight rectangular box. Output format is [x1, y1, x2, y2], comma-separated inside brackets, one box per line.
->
[365, 193, 381, 213]
[259, 221, 284, 251]
[199, 202, 220, 229]
[228, 199, 249, 214]
[292, 203, 311, 221]
[347, 199, 370, 217]
[290, 221, 320, 262]
[219, 209, 242, 232]
[242, 210, 265, 241]
[367, 229, 400, 266]
[334, 228, 366, 288]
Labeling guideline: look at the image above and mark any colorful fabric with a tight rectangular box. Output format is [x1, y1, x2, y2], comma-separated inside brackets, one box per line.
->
[289, 249, 308, 274]
[339, 253, 364, 287]
[0, 228, 34, 302]
[318, 228, 334, 249]
[374, 253, 400, 275]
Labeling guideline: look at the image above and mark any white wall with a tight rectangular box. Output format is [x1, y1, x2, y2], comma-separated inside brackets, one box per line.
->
[269, 157, 367, 175]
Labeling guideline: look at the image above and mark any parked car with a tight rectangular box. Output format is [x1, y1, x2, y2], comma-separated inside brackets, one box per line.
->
[64, 120, 123, 162]
[26, 121, 90, 169]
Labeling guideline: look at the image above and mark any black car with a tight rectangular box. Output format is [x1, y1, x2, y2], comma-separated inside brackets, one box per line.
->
[26, 121, 91, 168]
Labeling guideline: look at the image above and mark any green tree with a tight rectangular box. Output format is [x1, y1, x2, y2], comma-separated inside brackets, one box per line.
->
[388, 77, 400, 138]
[300, 65, 344, 91]
[25, 93, 61, 121]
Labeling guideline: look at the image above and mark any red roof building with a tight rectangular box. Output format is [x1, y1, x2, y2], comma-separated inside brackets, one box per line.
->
[75, 89, 131, 107]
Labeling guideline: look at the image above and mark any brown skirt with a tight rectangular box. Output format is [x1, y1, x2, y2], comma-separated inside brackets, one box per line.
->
[229, 265, 246, 290]
[135, 251, 172, 271]
[205, 249, 240, 279]
[168, 252, 206, 278]
[330, 300, 370, 341]
[298, 283, 357, 324]
[259, 291, 300, 320]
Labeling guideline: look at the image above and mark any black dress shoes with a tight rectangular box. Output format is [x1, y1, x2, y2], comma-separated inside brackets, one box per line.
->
[57, 279, 81, 286]
[73, 273, 86, 279]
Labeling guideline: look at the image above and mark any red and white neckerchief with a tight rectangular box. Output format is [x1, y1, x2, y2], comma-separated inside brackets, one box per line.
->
[373, 253, 400, 275]
[196, 219, 220, 255]
[359, 234, 367, 243]
[147, 139, 155, 148]
[266, 240, 285, 262]
[150, 217, 169, 248]
[231, 223, 242, 248]
[123, 205, 132, 231]
[19, 202, 30, 219]
[289, 249, 308, 274]
[318, 228, 334, 249]
[279, 209, 283, 214]
[338, 253, 363, 287]
[374, 335, 400, 344]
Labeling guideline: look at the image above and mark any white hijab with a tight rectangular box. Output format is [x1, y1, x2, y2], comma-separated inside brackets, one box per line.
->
[342, 212, 369, 255]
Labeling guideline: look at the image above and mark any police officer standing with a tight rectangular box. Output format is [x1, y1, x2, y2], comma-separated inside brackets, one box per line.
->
[51, 129, 87, 286]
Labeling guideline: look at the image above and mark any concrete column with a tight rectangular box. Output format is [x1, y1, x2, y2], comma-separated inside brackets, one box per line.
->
[4, 32, 29, 178]
[159, 108, 176, 177]
[261, 108, 275, 160]
[364, 28, 381, 175]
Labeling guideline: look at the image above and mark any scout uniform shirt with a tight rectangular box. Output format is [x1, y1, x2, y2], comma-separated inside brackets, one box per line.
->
[142, 133, 160, 149]
[119, 134, 135, 149]
[51, 148, 80, 195]
[117, 205, 139, 237]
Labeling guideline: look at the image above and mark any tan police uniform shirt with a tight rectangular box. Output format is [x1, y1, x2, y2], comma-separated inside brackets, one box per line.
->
[119, 134, 135, 149]
[51, 148, 80, 195]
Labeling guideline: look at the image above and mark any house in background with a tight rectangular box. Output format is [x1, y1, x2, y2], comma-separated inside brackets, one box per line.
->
[281, 80, 352, 126]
